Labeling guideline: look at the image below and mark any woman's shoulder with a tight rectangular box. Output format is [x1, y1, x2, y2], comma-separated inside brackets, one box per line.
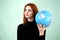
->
[17, 23, 24, 30]
[18, 23, 24, 28]
[18, 24, 23, 26]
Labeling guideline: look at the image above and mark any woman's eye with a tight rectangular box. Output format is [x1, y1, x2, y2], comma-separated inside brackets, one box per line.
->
[28, 9, 32, 12]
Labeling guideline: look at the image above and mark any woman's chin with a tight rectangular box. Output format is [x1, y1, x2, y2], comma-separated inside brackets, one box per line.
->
[25, 16, 30, 18]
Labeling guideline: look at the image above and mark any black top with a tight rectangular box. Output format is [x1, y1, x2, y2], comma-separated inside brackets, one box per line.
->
[17, 20, 46, 40]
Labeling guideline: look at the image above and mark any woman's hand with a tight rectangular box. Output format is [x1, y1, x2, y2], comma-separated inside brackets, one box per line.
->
[37, 24, 46, 36]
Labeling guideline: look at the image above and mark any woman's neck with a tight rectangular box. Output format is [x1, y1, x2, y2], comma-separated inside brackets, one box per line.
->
[27, 17, 34, 22]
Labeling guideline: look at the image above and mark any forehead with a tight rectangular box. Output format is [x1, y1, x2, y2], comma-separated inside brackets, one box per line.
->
[25, 6, 32, 10]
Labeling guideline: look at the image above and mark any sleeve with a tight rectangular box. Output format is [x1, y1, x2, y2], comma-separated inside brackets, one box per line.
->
[17, 24, 23, 40]
[39, 30, 46, 40]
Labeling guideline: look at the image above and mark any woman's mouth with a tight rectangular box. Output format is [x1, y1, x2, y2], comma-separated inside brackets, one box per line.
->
[26, 14, 29, 16]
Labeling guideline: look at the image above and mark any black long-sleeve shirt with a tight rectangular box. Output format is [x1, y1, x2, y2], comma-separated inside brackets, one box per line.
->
[17, 20, 46, 40]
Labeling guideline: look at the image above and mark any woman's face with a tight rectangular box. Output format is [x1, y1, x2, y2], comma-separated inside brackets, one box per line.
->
[24, 6, 33, 19]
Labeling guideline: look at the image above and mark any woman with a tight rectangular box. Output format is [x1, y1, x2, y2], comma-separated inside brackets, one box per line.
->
[17, 3, 46, 40]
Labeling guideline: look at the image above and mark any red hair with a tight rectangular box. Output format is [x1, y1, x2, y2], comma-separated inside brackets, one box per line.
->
[23, 3, 38, 24]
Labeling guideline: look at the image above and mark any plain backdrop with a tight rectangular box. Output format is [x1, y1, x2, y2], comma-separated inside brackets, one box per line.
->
[0, 0, 60, 40]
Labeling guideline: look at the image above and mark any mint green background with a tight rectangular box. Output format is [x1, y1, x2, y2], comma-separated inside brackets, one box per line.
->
[0, 0, 60, 40]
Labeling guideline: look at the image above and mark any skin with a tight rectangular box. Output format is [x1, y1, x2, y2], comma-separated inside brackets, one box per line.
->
[24, 6, 34, 22]
[24, 6, 46, 36]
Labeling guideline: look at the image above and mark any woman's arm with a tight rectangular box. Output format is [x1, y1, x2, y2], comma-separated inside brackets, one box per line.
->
[39, 30, 46, 40]
[17, 24, 23, 40]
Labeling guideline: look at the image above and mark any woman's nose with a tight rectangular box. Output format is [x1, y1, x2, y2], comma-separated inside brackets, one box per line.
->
[25, 10, 29, 14]
[25, 11, 28, 14]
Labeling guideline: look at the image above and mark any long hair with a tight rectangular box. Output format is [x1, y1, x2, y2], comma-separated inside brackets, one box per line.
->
[23, 3, 38, 24]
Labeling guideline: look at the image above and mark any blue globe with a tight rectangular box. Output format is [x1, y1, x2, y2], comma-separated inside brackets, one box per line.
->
[35, 10, 52, 27]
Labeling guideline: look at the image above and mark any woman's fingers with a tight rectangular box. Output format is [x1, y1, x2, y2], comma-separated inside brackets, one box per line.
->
[37, 24, 46, 36]
[39, 24, 42, 28]
[37, 24, 46, 31]
[37, 24, 42, 28]
[43, 25, 46, 31]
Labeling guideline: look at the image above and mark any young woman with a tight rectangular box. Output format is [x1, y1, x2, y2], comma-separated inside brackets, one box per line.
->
[17, 3, 46, 40]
